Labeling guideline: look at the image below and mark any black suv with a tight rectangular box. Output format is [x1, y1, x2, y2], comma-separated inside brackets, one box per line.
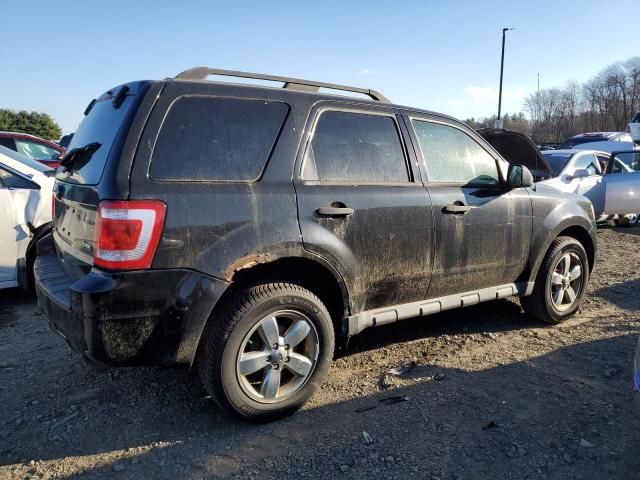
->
[35, 68, 597, 422]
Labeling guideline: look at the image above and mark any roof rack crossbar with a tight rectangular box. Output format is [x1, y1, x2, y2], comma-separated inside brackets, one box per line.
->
[174, 67, 390, 103]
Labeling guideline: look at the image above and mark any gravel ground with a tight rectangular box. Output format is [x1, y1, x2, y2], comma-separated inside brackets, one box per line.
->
[1, 225, 639, 480]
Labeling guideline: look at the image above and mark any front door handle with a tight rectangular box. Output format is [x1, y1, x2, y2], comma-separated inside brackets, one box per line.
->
[443, 203, 471, 214]
[316, 205, 354, 217]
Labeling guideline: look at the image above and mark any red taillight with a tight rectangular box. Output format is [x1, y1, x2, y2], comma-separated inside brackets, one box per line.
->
[93, 200, 166, 270]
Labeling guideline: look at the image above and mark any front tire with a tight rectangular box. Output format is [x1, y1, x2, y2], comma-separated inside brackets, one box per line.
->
[521, 236, 589, 324]
[198, 282, 334, 422]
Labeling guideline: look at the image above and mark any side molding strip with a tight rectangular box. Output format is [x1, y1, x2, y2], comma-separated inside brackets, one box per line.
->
[345, 282, 533, 336]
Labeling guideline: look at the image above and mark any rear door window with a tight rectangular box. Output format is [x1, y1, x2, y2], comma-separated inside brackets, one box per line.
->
[150, 96, 289, 182]
[302, 110, 408, 183]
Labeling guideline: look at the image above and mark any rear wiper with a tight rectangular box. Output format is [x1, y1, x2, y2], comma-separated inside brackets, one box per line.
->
[60, 142, 102, 172]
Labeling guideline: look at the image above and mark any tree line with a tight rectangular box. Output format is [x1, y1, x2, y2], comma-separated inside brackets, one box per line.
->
[466, 56, 640, 144]
[0, 109, 62, 140]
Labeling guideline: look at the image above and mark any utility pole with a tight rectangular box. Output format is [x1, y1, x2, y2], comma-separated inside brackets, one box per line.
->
[497, 27, 514, 127]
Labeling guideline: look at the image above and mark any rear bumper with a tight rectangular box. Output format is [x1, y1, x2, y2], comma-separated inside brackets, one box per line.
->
[35, 234, 229, 367]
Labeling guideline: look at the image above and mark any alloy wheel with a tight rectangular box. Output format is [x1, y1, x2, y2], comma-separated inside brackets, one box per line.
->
[550, 252, 584, 312]
[236, 310, 319, 403]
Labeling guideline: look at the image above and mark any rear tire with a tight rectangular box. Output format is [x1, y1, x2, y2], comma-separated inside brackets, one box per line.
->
[521, 236, 589, 324]
[197, 282, 334, 423]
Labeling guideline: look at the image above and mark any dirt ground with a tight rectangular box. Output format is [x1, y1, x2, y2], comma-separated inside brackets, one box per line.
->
[1, 226, 639, 480]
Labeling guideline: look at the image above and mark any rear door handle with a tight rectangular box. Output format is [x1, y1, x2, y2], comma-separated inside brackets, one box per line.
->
[443, 203, 471, 214]
[316, 206, 354, 217]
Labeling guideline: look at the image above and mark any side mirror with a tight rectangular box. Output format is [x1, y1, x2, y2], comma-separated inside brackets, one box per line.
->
[566, 168, 590, 180]
[507, 164, 534, 188]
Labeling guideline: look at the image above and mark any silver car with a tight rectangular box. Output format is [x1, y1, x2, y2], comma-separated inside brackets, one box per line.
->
[541, 149, 640, 226]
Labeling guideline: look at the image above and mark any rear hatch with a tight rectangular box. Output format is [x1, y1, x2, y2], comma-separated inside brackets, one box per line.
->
[53, 82, 150, 280]
[476, 128, 553, 181]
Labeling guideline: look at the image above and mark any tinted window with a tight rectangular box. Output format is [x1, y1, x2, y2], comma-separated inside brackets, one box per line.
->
[572, 153, 599, 175]
[631, 112, 640, 123]
[0, 137, 16, 150]
[542, 152, 573, 175]
[303, 111, 408, 183]
[15, 140, 59, 160]
[412, 120, 499, 184]
[57, 90, 141, 185]
[150, 97, 289, 182]
[0, 168, 37, 189]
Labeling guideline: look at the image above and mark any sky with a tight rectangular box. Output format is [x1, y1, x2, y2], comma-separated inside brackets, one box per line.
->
[2, 0, 639, 134]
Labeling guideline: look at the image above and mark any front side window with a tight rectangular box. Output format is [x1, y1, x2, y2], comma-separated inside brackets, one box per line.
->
[303, 110, 408, 183]
[150, 96, 289, 182]
[15, 140, 60, 160]
[412, 120, 499, 185]
[572, 153, 599, 176]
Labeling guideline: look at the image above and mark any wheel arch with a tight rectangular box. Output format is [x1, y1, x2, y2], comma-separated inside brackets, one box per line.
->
[227, 256, 351, 333]
[193, 255, 351, 367]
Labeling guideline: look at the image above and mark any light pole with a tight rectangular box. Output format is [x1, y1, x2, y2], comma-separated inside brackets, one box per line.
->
[497, 27, 514, 125]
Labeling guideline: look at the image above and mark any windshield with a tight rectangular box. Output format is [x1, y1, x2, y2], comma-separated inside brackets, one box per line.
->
[0, 144, 53, 173]
[56, 86, 142, 185]
[542, 152, 575, 176]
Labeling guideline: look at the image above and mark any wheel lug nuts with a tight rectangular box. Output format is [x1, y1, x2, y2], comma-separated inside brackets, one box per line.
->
[266, 356, 271, 362]
[273, 364, 279, 370]
[285, 344, 290, 350]
[285, 356, 290, 362]
[273, 344, 278, 349]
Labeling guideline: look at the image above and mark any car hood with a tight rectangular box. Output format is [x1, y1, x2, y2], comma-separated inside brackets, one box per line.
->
[477, 128, 553, 178]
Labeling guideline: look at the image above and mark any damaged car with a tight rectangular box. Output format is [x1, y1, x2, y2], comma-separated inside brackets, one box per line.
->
[478, 128, 640, 225]
[36, 69, 599, 422]
[0, 145, 54, 289]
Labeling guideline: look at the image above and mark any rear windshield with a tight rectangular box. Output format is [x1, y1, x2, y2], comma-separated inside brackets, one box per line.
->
[149, 96, 289, 182]
[560, 137, 604, 149]
[542, 152, 574, 175]
[56, 88, 141, 185]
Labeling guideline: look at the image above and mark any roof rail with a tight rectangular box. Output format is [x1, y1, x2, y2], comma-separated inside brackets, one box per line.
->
[174, 67, 390, 103]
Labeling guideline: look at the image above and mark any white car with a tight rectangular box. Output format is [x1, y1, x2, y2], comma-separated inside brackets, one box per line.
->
[0, 145, 55, 289]
[477, 129, 640, 224]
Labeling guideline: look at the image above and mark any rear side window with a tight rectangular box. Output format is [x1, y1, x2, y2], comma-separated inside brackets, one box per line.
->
[150, 97, 289, 182]
[303, 110, 408, 183]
